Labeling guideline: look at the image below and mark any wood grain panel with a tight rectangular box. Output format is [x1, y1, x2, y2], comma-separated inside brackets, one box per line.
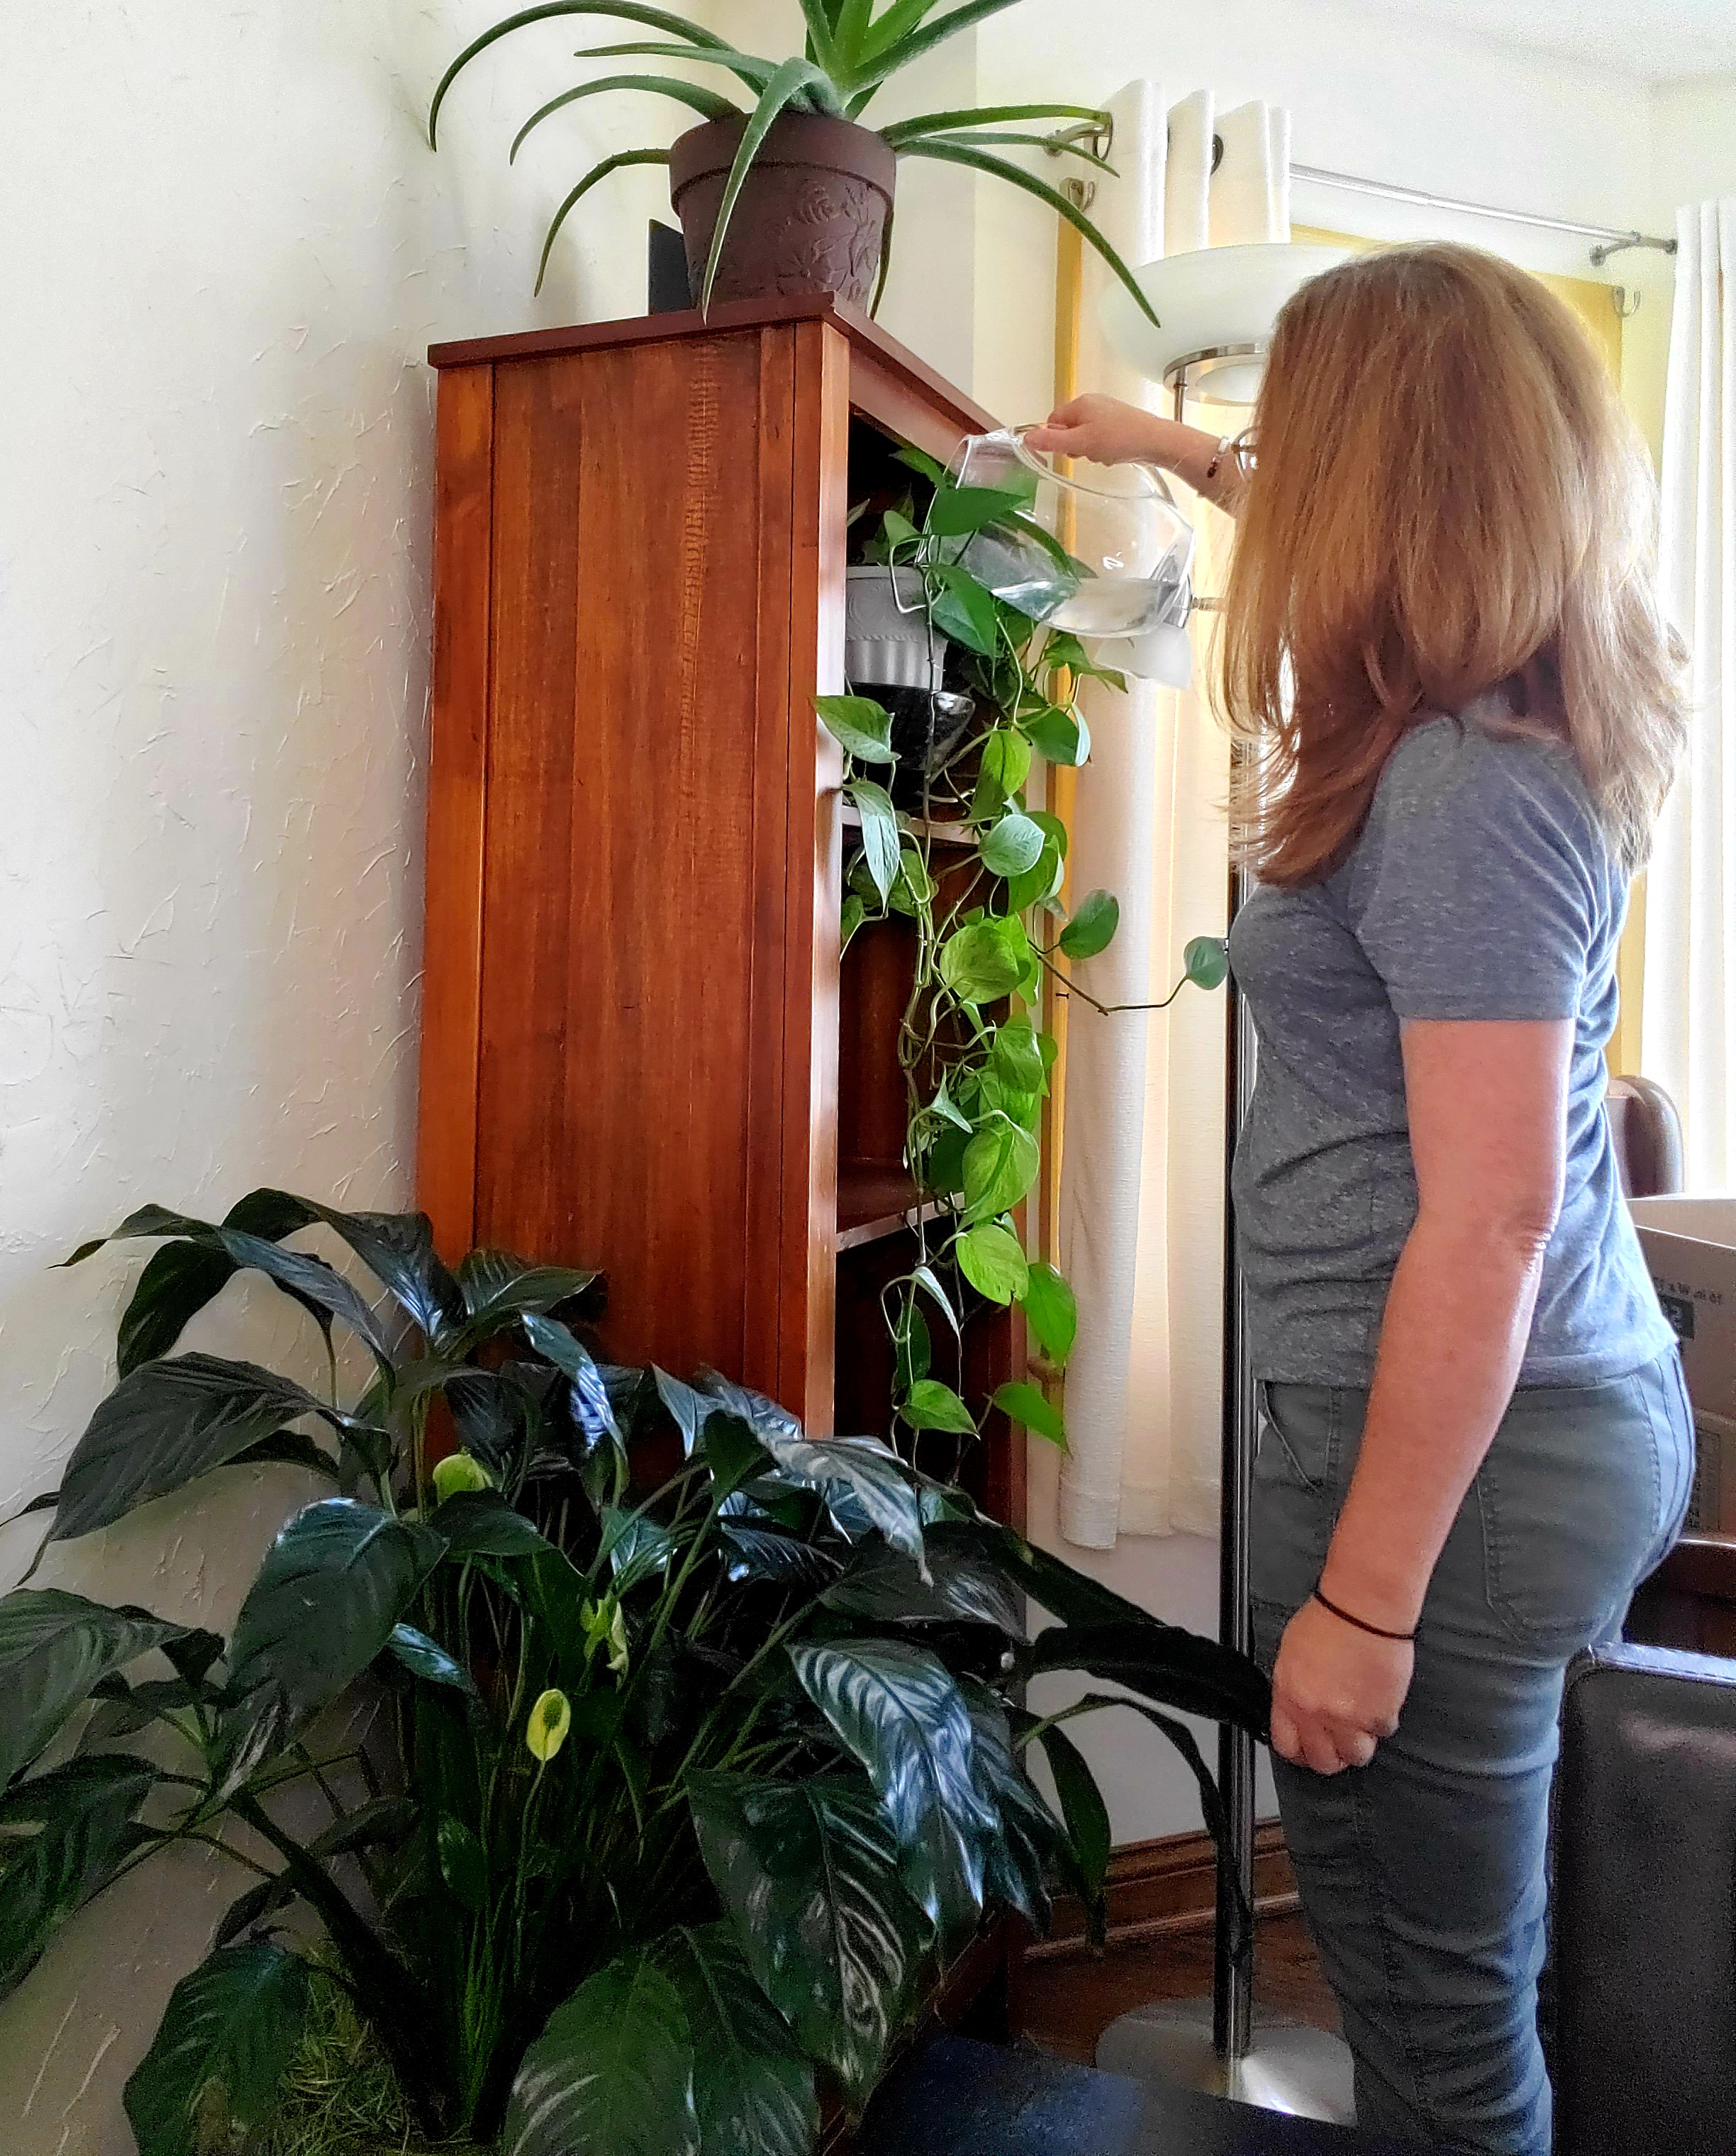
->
[475, 334, 777, 1379]
[416, 363, 494, 1260]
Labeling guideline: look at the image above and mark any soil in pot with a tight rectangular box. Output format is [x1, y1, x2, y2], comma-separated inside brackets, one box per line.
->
[669, 112, 896, 308]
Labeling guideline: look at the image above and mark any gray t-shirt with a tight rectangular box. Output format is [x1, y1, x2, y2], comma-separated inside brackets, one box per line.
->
[1227, 704, 1674, 1388]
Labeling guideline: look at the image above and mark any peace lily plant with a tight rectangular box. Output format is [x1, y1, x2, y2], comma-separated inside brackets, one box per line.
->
[0, 1194, 1267, 2155]
[429, 0, 1163, 313]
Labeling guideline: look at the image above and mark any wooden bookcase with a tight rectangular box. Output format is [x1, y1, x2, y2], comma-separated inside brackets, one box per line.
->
[418, 293, 1024, 1536]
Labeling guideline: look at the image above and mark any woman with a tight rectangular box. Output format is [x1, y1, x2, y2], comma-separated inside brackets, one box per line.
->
[1027, 244, 1691, 2156]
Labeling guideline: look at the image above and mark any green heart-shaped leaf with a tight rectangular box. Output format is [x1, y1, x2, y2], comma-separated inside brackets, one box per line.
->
[991, 1379, 1064, 1446]
[815, 694, 896, 764]
[955, 1222, 1030, 1306]
[1058, 889, 1120, 961]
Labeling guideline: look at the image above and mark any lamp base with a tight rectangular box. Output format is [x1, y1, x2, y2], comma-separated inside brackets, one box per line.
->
[1096, 1998, 1357, 2124]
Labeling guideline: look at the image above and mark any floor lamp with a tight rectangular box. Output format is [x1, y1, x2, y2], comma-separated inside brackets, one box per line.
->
[1089, 245, 1357, 2123]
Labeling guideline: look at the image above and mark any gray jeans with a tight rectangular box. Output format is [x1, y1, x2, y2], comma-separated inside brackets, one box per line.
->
[1250, 1350, 1693, 2156]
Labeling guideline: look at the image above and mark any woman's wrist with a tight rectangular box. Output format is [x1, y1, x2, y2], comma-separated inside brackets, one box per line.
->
[1317, 1546, 1428, 1637]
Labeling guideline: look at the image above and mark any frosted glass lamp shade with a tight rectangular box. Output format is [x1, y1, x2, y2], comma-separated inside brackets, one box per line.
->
[1101, 242, 1353, 405]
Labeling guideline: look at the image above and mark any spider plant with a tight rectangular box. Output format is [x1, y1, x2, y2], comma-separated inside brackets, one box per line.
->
[428, 0, 1160, 318]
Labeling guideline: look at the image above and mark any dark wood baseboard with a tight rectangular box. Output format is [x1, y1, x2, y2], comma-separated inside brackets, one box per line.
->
[1028, 1823, 1298, 1960]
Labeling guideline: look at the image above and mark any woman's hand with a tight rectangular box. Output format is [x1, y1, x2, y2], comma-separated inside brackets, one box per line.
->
[1269, 1598, 1414, 1775]
[1024, 394, 1172, 467]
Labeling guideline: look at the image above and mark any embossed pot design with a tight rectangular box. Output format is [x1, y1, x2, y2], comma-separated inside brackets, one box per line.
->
[668, 113, 896, 308]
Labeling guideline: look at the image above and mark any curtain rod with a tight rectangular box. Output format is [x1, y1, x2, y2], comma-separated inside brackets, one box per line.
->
[1291, 162, 1677, 261]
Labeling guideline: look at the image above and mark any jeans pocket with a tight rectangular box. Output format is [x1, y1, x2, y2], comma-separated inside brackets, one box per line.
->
[1477, 1368, 1670, 1655]
[1251, 1385, 1342, 1650]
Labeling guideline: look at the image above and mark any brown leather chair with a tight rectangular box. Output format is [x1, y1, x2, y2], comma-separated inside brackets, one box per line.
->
[1552, 1643, 1736, 2156]
[1606, 1072, 1686, 1199]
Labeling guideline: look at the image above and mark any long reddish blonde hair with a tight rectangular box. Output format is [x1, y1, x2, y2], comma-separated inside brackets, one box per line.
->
[1220, 242, 1684, 882]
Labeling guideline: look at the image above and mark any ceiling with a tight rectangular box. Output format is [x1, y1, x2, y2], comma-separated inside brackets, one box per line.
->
[1362, 0, 1736, 82]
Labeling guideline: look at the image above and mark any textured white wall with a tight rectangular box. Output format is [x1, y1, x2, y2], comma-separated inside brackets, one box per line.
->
[0, 4, 660, 2146]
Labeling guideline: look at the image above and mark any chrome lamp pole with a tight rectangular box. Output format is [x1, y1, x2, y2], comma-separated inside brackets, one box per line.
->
[1094, 345, 1354, 2123]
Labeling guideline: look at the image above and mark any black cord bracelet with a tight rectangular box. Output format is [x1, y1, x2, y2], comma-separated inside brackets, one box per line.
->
[1312, 1587, 1417, 1643]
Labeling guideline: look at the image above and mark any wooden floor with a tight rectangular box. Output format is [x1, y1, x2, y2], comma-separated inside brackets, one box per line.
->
[1022, 1915, 1341, 2067]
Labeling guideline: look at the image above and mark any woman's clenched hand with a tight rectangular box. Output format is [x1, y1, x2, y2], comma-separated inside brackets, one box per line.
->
[1269, 1598, 1415, 1775]
[1023, 394, 1171, 466]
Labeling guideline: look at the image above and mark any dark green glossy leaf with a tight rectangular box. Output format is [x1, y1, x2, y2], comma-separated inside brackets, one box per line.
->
[504, 1947, 698, 2156]
[1033, 1721, 1110, 1940]
[0, 1755, 157, 1998]
[52, 1355, 336, 1543]
[954, 1222, 1028, 1306]
[521, 1313, 622, 1446]
[717, 1520, 841, 1589]
[116, 1244, 238, 1379]
[962, 1118, 1040, 1223]
[652, 1367, 715, 1456]
[788, 1639, 994, 1934]
[816, 694, 896, 764]
[123, 1940, 313, 2156]
[847, 779, 900, 905]
[690, 1774, 930, 2106]
[1023, 1618, 1272, 1738]
[0, 1589, 189, 1789]
[657, 1923, 818, 2156]
[891, 442, 947, 488]
[822, 1533, 1022, 1635]
[1019, 1262, 1077, 1367]
[900, 1379, 976, 1435]
[962, 1682, 1057, 1932]
[699, 1411, 771, 1496]
[437, 1815, 489, 1913]
[602, 1506, 678, 1591]
[455, 1248, 602, 1339]
[230, 1430, 341, 1482]
[430, 1489, 550, 1559]
[1058, 888, 1120, 961]
[908, 1264, 959, 1337]
[979, 811, 1045, 879]
[1185, 933, 1230, 990]
[694, 1374, 924, 1565]
[991, 1379, 1064, 1446]
[892, 1299, 930, 1391]
[221, 1501, 445, 1775]
[381, 1623, 483, 1710]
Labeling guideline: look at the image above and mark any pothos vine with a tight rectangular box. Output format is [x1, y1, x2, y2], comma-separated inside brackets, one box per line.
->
[818, 445, 1227, 1463]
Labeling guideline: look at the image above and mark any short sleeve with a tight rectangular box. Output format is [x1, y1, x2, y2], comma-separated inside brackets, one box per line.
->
[1347, 721, 1603, 1022]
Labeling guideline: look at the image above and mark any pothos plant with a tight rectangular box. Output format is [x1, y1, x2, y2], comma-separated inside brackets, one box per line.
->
[0, 1194, 1267, 2156]
[820, 446, 1227, 1457]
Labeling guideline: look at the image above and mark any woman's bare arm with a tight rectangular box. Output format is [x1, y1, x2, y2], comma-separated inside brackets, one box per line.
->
[1023, 394, 1248, 516]
[1269, 1018, 1571, 1774]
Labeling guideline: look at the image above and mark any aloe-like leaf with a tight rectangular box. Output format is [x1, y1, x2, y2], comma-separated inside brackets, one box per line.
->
[51, 1355, 343, 1545]
[689, 1772, 930, 2106]
[908, 128, 1116, 174]
[430, 0, 740, 146]
[221, 1500, 446, 1777]
[504, 1947, 699, 2156]
[901, 138, 1162, 328]
[1023, 1617, 1272, 1738]
[657, 1923, 818, 2156]
[851, 0, 950, 69]
[0, 1755, 159, 1998]
[0, 1589, 190, 1790]
[700, 58, 838, 311]
[123, 1940, 314, 2156]
[572, 39, 780, 94]
[511, 72, 740, 164]
[792, 0, 844, 78]
[879, 101, 1106, 148]
[535, 145, 672, 292]
[788, 1638, 994, 1937]
[851, 0, 1025, 86]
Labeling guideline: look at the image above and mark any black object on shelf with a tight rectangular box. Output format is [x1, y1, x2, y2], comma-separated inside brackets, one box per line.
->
[647, 221, 690, 313]
[855, 2036, 1145, 2156]
[849, 683, 975, 811]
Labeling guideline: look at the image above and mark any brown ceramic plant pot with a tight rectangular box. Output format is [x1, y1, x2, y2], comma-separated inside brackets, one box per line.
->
[668, 111, 896, 308]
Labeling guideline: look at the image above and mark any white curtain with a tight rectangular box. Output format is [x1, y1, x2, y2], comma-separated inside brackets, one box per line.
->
[1643, 199, 1735, 1191]
[1055, 88, 1291, 1547]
